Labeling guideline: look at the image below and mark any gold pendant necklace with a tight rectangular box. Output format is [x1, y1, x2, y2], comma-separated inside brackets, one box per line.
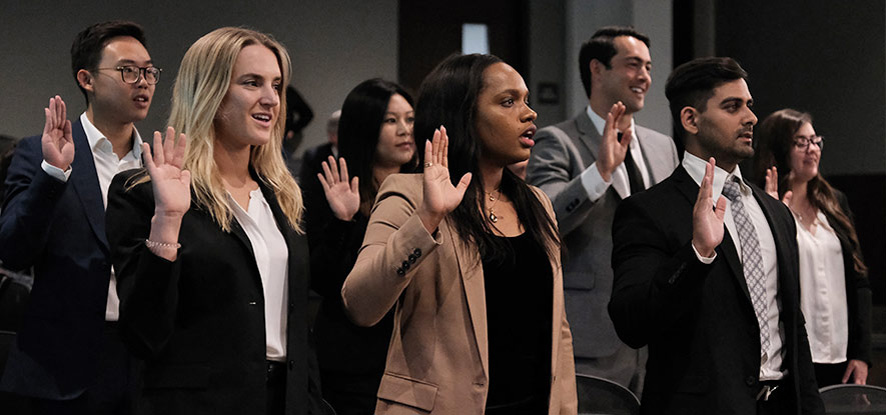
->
[486, 189, 501, 223]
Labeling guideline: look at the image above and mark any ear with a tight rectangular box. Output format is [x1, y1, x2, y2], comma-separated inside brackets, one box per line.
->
[589, 59, 604, 78]
[680, 106, 699, 136]
[76, 69, 94, 93]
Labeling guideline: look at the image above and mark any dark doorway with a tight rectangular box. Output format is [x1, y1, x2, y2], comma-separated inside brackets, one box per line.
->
[399, 0, 529, 95]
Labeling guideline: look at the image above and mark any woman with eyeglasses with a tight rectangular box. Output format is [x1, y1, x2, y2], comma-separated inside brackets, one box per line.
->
[754, 109, 872, 387]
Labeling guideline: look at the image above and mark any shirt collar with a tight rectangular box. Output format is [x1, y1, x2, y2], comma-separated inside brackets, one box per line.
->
[79, 112, 143, 160]
[681, 151, 750, 201]
[586, 105, 638, 150]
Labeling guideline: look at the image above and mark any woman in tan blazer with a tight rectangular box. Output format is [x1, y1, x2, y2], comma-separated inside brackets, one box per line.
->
[342, 54, 577, 414]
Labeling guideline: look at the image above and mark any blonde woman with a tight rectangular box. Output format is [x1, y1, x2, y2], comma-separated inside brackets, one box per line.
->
[105, 27, 327, 414]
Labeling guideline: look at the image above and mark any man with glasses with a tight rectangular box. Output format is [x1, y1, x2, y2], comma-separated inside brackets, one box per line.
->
[0, 20, 158, 414]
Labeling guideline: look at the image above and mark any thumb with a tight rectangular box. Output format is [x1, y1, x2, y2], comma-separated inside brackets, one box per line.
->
[351, 176, 360, 194]
[714, 196, 727, 221]
[455, 173, 472, 195]
[782, 190, 793, 207]
[180, 170, 192, 188]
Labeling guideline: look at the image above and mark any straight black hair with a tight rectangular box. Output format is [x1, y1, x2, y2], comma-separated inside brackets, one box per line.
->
[337, 78, 417, 215]
[414, 54, 559, 264]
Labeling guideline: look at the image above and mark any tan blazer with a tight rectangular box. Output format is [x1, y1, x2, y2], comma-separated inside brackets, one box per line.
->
[342, 174, 577, 415]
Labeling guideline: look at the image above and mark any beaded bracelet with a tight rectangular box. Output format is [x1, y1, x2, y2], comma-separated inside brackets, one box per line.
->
[145, 239, 182, 250]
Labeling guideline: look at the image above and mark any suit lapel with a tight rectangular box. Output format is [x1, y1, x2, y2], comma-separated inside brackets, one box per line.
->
[69, 120, 109, 252]
[446, 220, 489, 377]
[574, 111, 601, 164]
[634, 126, 673, 184]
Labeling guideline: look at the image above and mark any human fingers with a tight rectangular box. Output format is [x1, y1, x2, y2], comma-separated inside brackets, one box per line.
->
[172, 133, 187, 168]
[163, 127, 176, 166]
[338, 157, 349, 182]
[142, 142, 156, 174]
[317, 172, 330, 191]
[152, 131, 165, 165]
[440, 125, 449, 168]
[321, 159, 337, 184]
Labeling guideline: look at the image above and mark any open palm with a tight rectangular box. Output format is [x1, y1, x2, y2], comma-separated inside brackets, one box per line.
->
[318, 155, 360, 221]
[145, 127, 191, 216]
[418, 126, 471, 232]
[41, 96, 75, 171]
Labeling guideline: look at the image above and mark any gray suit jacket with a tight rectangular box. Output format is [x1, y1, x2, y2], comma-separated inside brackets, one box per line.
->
[527, 110, 678, 358]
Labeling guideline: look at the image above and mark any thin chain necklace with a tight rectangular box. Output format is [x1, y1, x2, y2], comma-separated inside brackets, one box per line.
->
[485, 188, 501, 223]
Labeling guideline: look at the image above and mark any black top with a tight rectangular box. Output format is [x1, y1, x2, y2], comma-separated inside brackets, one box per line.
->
[483, 232, 553, 414]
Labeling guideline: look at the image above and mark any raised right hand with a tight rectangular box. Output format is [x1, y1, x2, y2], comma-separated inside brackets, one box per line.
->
[595, 101, 632, 182]
[763, 166, 793, 207]
[145, 127, 191, 217]
[318, 155, 360, 221]
[418, 126, 471, 233]
[691, 157, 726, 258]
[41, 96, 75, 171]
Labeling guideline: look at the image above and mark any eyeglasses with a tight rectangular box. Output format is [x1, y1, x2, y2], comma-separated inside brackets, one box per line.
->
[792, 135, 823, 151]
[95, 65, 162, 85]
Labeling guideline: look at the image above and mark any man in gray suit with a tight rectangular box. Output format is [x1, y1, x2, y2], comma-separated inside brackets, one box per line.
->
[527, 26, 678, 395]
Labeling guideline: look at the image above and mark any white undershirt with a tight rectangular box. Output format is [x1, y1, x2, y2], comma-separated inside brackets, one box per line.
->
[796, 210, 848, 364]
[42, 113, 143, 322]
[227, 188, 289, 361]
[682, 152, 784, 380]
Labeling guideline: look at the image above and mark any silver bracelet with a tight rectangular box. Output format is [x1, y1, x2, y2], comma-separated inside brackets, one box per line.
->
[145, 239, 181, 250]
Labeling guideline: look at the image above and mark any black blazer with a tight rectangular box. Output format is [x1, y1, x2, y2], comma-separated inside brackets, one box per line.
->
[829, 191, 872, 366]
[609, 166, 824, 415]
[0, 121, 110, 399]
[105, 169, 327, 415]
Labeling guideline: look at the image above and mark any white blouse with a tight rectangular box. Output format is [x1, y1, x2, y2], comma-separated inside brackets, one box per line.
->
[228, 188, 290, 361]
[796, 210, 848, 364]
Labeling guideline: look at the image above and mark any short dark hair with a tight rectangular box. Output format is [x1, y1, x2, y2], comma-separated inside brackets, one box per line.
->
[579, 26, 650, 98]
[338, 78, 415, 214]
[665, 57, 748, 141]
[71, 20, 146, 105]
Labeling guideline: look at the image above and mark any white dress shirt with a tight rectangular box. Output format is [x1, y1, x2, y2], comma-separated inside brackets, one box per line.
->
[796, 210, 848, 364]
[682, 152, 784, 380]
[228, 188, 290, 361]
[579, 106, 652, 201]
[42, 112, 143, 321]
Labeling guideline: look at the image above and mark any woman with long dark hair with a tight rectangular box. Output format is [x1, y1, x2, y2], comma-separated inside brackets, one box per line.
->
[306, 78, 416, 414]
[754, 108, 872, 386]
[341, 54, 577, 414]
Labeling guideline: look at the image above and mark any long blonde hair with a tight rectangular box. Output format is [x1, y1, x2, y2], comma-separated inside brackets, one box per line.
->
[166, 27, 303, 233]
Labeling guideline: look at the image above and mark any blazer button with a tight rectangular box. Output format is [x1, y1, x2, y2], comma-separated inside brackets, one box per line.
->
[288, 303, 294, 313]
[408, 254, 417, 264]
[402, 261, 410, 270]
[413, 248, 421, 257]
[289, 360, 295, 370]
[397, 268, 405, 276]
[745, 376, 756, 386]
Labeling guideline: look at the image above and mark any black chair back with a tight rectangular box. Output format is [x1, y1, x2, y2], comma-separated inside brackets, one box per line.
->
[575, 373, 640, 415]
[820, 384, 886, 414]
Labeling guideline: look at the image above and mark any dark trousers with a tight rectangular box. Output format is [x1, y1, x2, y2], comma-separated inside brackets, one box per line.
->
[814, 361, 849, 387]
[31, 322, 137, 415]
[267, 361, 287, 415]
